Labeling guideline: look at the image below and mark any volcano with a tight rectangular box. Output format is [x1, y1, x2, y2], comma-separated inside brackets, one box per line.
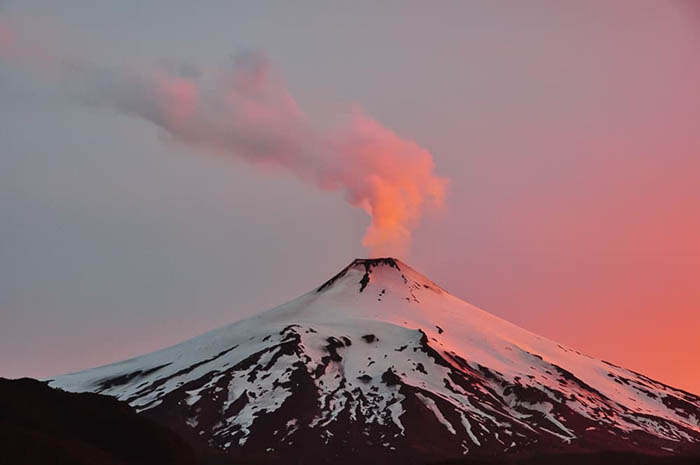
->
[49, 258, 700, 464]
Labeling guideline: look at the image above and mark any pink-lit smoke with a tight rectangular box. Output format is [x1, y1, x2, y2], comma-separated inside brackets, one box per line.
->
[0, 25, 446, 256]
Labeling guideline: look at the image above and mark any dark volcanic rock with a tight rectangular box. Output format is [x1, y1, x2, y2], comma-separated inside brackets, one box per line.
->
[435, 451, 700, 465]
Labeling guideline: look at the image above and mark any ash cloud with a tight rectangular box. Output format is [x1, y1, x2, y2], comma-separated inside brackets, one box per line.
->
[0, 26, 447, 256]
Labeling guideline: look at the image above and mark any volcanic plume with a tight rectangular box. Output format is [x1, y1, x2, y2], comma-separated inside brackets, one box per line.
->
[0, 24, 446, 256]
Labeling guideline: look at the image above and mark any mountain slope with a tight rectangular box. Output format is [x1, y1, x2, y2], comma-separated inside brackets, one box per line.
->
[49, 258, 700, 464]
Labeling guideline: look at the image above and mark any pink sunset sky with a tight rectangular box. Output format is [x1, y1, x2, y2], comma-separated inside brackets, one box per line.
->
[1, 1, 699, 394]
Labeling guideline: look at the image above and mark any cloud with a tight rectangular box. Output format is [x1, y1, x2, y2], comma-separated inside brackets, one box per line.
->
[0, 29, 447, 257]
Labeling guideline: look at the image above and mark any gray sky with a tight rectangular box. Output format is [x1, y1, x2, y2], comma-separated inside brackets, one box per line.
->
[2, 1, 700, 393]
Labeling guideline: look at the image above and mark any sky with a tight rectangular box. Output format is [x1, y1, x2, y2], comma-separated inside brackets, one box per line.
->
[1, 1, 699, 394]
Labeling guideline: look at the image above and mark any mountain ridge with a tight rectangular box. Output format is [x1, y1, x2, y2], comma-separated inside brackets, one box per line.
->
[49, 258, 700, 464]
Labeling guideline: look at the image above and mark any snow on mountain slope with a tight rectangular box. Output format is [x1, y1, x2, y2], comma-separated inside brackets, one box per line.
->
[49, 258, 700, 464]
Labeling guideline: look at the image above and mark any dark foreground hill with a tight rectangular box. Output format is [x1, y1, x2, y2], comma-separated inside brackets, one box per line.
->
[0, 377, 199, 465]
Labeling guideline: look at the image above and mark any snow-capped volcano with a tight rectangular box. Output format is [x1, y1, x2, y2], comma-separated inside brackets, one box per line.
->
[50, 258, 700, 464]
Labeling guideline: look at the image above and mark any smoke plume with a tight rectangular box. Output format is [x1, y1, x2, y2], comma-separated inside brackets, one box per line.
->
[0, 25, 447, 256]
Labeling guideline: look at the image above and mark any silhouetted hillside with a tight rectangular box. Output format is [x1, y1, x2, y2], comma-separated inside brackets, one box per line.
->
[0, 377, 198, 465]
